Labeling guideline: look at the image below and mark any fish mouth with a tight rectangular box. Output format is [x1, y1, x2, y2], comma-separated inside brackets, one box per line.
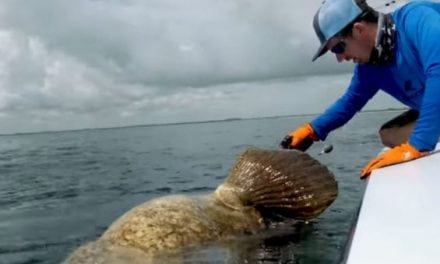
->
[256, 207, 294, 224]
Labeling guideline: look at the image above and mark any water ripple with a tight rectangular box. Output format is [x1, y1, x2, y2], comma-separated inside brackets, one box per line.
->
[0, 188, 78, 209]
[180, 186, 215, 193]
[0, 241, 66, 255]
[155, 187, 173, 194]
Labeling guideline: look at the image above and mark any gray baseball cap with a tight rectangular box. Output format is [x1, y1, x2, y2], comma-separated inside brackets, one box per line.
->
[312, 0, 371, 61]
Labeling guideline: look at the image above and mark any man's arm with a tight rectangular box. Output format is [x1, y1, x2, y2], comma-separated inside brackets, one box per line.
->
[311, 65, 379, 140]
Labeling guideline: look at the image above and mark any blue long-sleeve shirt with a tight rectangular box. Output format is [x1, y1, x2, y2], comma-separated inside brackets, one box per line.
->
[311, 1, 440, 151]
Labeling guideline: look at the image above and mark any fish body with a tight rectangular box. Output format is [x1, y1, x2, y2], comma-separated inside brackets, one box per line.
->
[63, 149, 338, 263]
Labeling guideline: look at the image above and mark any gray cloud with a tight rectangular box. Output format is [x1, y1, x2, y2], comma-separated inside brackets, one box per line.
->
[0, 0, 351, 86]
[0, 0, 405, 133]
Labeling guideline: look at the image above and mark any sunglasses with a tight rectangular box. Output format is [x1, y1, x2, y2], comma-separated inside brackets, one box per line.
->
[330, 40, 346, 54]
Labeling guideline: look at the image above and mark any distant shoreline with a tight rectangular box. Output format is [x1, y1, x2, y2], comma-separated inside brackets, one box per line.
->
[0, 108, 406, 137]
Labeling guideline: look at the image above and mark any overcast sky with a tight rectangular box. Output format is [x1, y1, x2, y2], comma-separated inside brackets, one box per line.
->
[0, 0, 407, 134]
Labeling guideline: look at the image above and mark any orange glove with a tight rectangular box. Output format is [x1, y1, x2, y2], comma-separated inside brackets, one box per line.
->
[280, 123, 318, 151]
[361, 142, 428, 178]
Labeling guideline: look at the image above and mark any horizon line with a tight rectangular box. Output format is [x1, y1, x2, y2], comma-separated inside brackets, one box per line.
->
[0, 107, 405, 137]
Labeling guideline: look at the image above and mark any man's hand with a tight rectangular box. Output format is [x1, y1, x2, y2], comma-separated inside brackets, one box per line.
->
[361, 142, 428, 178]
[279, 123, 318, 151]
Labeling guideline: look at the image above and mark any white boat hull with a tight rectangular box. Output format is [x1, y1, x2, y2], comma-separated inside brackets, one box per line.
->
[344, 143, 440, 264]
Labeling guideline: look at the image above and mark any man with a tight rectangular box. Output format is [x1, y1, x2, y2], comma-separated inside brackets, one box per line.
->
[280, 0, 440, 178]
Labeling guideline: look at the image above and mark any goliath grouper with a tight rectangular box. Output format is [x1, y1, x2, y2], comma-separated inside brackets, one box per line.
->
[64, 148, 338, 264]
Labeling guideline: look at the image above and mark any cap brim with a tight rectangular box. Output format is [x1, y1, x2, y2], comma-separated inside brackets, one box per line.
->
[312, 41, 329, 62]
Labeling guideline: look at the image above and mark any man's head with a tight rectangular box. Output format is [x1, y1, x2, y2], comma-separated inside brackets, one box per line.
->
[312, 0, 379, 64]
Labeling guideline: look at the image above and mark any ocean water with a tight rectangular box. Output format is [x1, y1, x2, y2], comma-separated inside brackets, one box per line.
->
[0, 110, 399, 264]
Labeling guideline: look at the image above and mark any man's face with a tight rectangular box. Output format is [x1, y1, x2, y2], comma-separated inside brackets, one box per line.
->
[326, 23, 375, 64]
